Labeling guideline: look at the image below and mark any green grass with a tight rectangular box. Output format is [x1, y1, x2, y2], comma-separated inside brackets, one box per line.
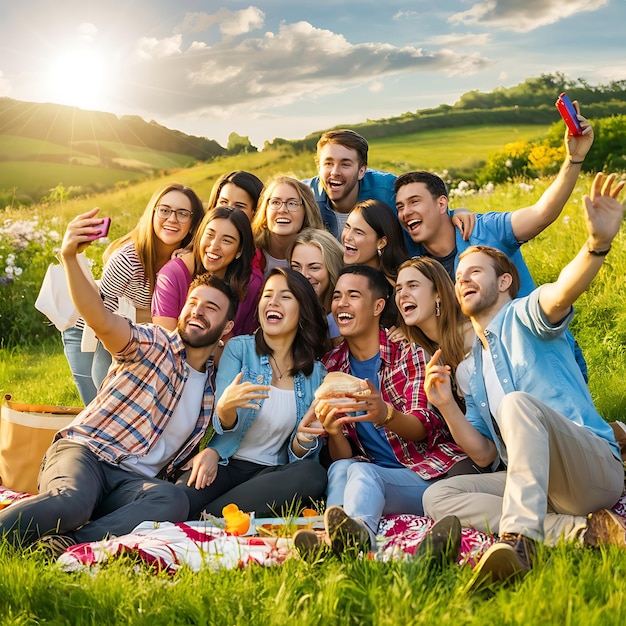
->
[0, 339, 81, 407]
[1, 542, 626, 624]
[369, 124, 548, 173]
[0, 160, 145, 198]
[0, 144, 625, 623]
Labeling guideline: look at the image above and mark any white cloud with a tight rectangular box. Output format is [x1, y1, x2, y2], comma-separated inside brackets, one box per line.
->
[177, 7, 264, 37]
[369, 80, 384, 93]
[449, 0, 609, 32]
[220, 6, 265, 37]
[120, 20, 490, 117]
[135, 35, 183, 60]
[430, 32, 491, 47]
[393, 11, 420, 20]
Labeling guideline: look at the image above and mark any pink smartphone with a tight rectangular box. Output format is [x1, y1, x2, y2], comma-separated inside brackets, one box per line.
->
[87, 217, 111, 241]
[555, 92, 583, 136]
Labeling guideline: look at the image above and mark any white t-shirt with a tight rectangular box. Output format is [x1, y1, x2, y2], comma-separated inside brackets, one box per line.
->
[119, 366, 207, 477]
[233, 386, 297, 466]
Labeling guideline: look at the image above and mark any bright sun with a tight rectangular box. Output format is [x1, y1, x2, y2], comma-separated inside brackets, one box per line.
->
[45, 48, 110, 111]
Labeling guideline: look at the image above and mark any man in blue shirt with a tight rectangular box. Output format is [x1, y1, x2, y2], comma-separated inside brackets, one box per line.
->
[394, 103, 594, 378]
[302, 129, 411, 250]
[422, 172, 625, 590]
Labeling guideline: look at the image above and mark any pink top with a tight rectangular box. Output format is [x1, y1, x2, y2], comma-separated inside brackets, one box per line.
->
[151, 257, 262, 336]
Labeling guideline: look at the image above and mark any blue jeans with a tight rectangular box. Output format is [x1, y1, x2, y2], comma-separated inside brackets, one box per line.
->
[62, 325, 97, 405]
[327, 459, 431, 542]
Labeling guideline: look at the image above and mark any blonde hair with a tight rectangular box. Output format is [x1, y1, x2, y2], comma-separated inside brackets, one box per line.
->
[287, 228, 345, 313]
[252, 175, 323, 252]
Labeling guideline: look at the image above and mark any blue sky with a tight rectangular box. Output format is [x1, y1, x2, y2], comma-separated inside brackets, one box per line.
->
[0, 1, 624, 147]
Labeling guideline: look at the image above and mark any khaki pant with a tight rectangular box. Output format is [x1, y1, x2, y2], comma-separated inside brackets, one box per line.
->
[423, 392, 624, 545]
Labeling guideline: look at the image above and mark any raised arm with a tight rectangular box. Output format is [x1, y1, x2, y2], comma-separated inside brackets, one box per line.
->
[539, 173, 625, 324]
[60, 208, 132, 354]
[510, 102, 594, 242]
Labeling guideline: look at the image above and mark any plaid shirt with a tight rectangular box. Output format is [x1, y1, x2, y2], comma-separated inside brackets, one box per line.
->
[56, 324, 214, 474]
[322, 329, 466, 480]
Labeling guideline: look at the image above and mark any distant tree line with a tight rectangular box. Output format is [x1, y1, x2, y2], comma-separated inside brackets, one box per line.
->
[266, 73, 626, 153]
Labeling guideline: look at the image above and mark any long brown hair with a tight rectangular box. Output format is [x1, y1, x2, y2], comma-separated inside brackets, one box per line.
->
[105, 183, 204, 291]
[396, 257, 468, 375]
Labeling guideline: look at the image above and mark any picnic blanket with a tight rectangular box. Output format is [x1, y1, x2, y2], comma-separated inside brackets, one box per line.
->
[2, 486, 626, 573]
[54, 516, 495, 573]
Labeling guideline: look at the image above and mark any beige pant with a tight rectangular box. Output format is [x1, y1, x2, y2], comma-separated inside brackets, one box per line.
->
[423, 392, 624, 545]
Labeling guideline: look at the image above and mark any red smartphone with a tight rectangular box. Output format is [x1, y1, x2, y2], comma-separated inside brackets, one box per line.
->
[555, 92, 583, 136]
[87, 217, 111, 241]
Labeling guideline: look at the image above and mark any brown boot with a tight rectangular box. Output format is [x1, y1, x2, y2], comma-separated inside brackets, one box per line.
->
[583, 509, 626, 547]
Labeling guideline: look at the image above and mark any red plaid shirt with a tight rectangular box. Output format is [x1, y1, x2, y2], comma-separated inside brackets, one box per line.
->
[57, 324, 214, 475]
[322, 329, 466, 480]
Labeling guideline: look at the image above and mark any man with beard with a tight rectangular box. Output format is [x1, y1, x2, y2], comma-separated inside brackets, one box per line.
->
[421, 173, 626, 590]
[0, 209, 237, 557]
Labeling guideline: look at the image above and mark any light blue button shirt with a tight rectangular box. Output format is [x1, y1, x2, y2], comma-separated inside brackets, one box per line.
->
[463, 287, 619, 460]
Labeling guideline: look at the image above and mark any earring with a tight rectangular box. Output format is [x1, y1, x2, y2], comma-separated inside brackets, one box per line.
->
[218, 339, 225, 348]
[377, 248, 383, 257]
[435, 301, 441, 317]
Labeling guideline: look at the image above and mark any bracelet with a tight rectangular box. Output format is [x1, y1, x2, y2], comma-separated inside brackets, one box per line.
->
[587, 243, 611, 256]
[296, 433, 317, 449]
[377, 403, 394, 428]
[570, 160, 584, 165]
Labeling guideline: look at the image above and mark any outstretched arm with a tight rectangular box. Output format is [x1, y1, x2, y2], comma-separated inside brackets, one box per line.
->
[510, 102, 594, 242]
[60, 208, 132, 354]
[540, 173, 625, 324]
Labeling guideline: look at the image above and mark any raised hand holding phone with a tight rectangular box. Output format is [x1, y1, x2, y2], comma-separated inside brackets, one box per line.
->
[87, 217, 111, 241]
[555, 92, 583, 136]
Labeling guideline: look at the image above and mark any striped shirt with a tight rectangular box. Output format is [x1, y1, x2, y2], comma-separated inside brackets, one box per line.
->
[100, 242, 152, 313]
[56, 323, 214, 475]
[322, 329, 467, 480]
[76, 242, 151, 330]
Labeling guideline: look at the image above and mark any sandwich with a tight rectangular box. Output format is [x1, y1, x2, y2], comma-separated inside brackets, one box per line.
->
[314, 372, 371, 401]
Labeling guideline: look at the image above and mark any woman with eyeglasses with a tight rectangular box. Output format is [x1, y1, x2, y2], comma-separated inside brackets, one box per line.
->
[151, 205, 262, 338]
[62, 183, 204, 404]
[251, 175, 324, 277]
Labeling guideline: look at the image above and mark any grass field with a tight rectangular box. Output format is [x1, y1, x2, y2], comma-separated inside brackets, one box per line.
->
[0, 123, 550, 202]
[369, 124, 548, 173]
[0, 131, 625, 624]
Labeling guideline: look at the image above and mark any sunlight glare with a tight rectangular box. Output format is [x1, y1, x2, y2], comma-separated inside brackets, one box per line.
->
[45, 48, 110, 111]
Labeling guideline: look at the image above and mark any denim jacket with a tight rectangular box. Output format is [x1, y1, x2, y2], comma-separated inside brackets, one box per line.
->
[209, 335, 327, 463]
[463, 288, 619, 460]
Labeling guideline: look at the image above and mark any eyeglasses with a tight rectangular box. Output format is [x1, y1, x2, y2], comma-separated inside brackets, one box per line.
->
[267, 198, 303, 212]
[155, 205, 194, 224]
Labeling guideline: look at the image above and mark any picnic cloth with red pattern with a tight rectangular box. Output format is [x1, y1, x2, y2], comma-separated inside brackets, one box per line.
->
[2, 486, 625, 573]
